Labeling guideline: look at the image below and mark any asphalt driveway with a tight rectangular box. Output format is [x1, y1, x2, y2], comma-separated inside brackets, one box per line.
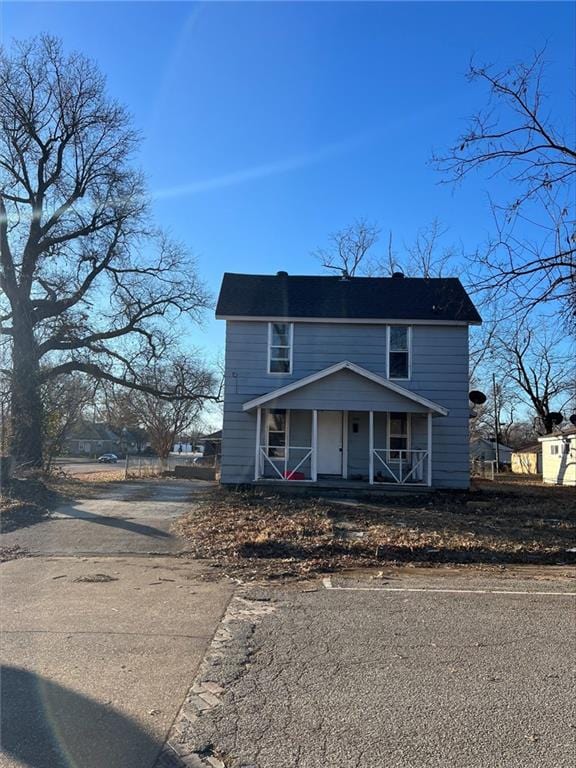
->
[172, 569, 576, 768]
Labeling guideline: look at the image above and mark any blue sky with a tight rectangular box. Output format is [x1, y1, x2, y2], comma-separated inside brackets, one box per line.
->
[1, 1, 574, 369]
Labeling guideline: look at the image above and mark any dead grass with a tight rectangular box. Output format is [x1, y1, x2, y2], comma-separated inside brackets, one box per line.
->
[0, 477, 61, 534]
[72, 470, 126, 483]
[174, 481, 576, 579]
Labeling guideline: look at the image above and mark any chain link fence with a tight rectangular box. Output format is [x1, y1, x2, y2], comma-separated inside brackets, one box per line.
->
[123, 453, 219, 480]
[470, 458, 496, 480]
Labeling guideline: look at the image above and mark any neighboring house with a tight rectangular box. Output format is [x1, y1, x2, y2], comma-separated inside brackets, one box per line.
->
[124, 426, 150, 453]
[65, 421, 121, 456]
[511, 444, 542, 475]
[199, 430, 222, 461]
[216, 272, 482, 488]
[538, 430, 576, 486]
[470, 437, 513, 466]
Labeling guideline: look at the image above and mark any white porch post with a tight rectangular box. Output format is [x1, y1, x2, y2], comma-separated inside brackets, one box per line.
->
[311, 409, 318, 482]
[284, 410, 290, 479]
[369, 410, 374, 485]
[427, 412, 432, 487]
[254, 407, 262, 481]
[342, 411, 348, 480]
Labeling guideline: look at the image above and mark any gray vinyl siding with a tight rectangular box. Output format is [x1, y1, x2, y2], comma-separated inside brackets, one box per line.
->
[221, 321, 470, 488]
[264, 369, 434, 412]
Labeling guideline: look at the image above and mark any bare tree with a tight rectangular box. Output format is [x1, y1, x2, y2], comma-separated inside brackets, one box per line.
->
[0, 37, 215, 467]
[105, 357, 215, 460]
[470, 375, 517, 444]
[314, 219, 380, 277]
[405, 219, 458, 278]
[488, 324, 574, 434]
[42, 374, 96, 469]
[0, 377, 10, 456]
[378, 231, 401, 276]
[434, 51, 576, 318]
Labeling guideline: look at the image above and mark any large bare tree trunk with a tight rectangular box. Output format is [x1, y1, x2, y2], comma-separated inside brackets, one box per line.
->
[11, 307, 43, 466]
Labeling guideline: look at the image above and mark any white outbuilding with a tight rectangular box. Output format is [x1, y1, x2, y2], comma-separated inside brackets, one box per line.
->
[538, 431, 576, 486]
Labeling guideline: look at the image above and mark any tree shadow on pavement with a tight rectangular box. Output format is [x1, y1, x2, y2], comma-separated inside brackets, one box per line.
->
[1, 665, 162, 768]
[52, 504, 172, 539]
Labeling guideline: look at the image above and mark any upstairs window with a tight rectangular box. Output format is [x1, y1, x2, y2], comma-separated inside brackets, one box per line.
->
[268, 322, 293, 373]
[388, 326, 410, 379]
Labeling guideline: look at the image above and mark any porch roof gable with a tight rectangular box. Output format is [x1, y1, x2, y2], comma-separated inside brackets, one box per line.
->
[242, 361, 449, 416]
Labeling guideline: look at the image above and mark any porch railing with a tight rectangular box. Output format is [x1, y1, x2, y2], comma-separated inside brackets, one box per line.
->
[371, 448, 428, 484]
[257, 445, 313, 481]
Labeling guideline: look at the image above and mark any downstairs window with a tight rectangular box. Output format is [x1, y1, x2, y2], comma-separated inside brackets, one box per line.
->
[267, 409, 287, 458]
[389, 412, 408, 459]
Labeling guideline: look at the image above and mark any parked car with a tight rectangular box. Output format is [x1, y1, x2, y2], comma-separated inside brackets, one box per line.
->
[97, 453, 118, 463]
[141, 446, 157, 456]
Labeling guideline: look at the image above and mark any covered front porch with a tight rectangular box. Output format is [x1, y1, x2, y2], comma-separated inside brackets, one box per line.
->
[243, 361, 448, 488]
[253, 408, 434, 486]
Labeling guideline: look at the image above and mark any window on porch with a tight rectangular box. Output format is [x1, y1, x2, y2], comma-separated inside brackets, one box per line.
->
[256, 408, 314, 481]
[389, 412, 408, 458]
[266, 409, 287, 457]
[371, 411, 432, 485]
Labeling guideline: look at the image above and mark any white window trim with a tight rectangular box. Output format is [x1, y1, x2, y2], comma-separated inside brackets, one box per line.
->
[267, 322, 293, 375]
[265, 408, 290, 460]
[386, 325, 412, 380]
[387, 412, 411, 456]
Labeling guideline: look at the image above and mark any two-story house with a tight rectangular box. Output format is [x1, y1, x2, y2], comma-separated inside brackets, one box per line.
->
[216, 272, 482, 489]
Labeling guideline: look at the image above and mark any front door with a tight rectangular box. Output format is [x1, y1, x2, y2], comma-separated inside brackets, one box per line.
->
[317, 411, 343, 475]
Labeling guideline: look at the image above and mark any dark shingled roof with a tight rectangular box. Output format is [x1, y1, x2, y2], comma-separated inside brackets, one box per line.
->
[216, 273, 482, 323]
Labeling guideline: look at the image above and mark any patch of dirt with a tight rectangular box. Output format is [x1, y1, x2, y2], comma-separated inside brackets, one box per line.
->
[0, 477, 63, 533]
[73, 470, 126, 483]
[174, 483, 576, 580]
[0, 544, 29, 562]
[73, 573, 119, 583]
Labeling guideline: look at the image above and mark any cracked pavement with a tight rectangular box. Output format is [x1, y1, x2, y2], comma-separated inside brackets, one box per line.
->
[178, 570, 576, 768]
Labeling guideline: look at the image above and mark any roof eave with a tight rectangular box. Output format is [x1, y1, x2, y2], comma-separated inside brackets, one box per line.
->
[216, 314, 480, 325]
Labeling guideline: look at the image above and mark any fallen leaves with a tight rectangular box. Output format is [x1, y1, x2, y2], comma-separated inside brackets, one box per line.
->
[174, 483, 576, 579]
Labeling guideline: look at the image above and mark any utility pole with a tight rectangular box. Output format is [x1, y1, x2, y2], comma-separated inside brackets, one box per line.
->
[492, 373, 500, 471]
